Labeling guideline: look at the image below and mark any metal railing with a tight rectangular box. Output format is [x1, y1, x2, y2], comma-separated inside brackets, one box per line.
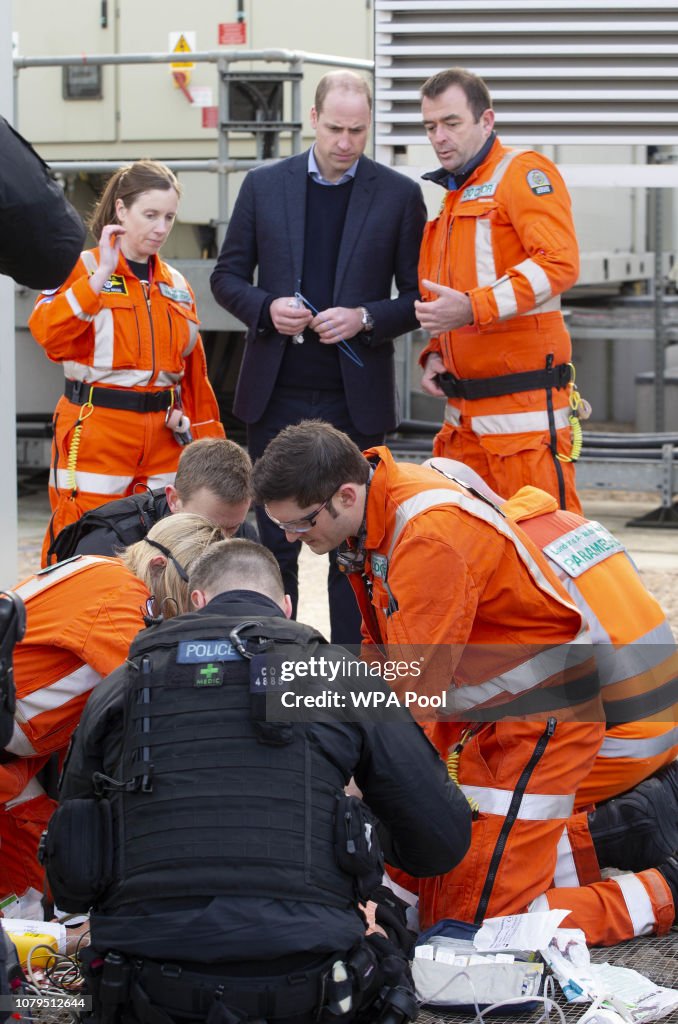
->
[13, 48, 374, 245]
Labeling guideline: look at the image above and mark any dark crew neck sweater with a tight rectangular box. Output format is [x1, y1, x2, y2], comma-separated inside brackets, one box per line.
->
[276, 177, 354, 390]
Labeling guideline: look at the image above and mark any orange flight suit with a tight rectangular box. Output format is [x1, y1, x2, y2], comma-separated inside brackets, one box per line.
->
[346, 449, 605, 935]
[418, 136, 582, 512]
[0, 555, 149, 898]
[29, 248, 224, 564]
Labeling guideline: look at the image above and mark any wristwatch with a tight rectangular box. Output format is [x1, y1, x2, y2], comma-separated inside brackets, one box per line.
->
[359, 306, 375, 333]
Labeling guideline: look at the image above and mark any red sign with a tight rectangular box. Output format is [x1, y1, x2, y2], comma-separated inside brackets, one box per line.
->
[218, 21, 246, 45]
[202, 106, 219, 129]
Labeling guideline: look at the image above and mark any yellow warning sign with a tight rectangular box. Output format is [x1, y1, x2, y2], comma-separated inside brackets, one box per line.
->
[169, 30, 195, 70]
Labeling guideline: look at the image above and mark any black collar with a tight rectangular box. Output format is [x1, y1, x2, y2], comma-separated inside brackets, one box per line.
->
[422, 131, 496, 192]
[204, 591, 286, 619]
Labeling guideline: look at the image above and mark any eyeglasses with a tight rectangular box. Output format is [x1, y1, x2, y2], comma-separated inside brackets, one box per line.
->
[264, 497, 332, 534]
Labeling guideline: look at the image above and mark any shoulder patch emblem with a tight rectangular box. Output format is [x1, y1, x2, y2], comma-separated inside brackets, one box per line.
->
[101, 274, 129, 295]
[526, 169, 553, 196]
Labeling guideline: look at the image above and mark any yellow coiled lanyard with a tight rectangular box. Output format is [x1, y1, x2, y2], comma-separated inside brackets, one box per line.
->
[446, 724, 484, 816]
[65, 387, 95, 493]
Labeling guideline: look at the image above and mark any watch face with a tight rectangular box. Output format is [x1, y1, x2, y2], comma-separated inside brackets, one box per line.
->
[362, 309, 374, 330]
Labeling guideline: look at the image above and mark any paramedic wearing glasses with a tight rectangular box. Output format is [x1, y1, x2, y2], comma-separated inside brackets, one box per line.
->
[210, 71, 427, 646]
[29, 160, 224, 567]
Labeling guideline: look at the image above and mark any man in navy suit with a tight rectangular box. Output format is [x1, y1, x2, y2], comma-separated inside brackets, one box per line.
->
[211, 70, 426, 644]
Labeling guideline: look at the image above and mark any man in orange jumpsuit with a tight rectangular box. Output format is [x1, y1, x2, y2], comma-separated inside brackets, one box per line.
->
[0, 513, 223, 903]
[251, 421, 618, 942]
[415, 67, 582, 512]
[425, 457, 678, 944]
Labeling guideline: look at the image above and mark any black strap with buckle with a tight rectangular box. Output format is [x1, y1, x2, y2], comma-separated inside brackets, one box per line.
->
[65, 379, 176, 413]
[435, 362, 572, 401]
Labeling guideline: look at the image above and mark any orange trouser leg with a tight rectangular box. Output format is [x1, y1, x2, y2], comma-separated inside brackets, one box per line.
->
[43, 397, 183, 565]
[0, 794, 56, 899]
[433, 420, 581, 513]
[536, 868, 675, 946]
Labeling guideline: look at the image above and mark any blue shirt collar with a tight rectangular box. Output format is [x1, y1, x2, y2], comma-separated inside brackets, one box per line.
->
[308, 146, 358, 186]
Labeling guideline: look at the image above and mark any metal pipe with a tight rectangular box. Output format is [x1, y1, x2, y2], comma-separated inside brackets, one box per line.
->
[14, 49, 374, 71]
[46, 159, 268, 174]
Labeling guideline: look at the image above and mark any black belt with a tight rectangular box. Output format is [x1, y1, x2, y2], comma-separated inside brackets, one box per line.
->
[64, 380, 176, 413]
[132, 954, 333, 1020]
[436, 362, 572, 401]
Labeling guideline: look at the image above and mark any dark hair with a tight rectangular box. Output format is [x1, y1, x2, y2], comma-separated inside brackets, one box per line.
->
[89, 160, 182, 239]
[420, 68, 492, 122]
[252, 420, 370, 507]
[175, 438, 253, 504]
[188, 538, 284, 604]
[315, 70, 372, 114]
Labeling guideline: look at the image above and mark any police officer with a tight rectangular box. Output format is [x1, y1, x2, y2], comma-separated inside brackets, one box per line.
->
[52, 539, 472, 1024]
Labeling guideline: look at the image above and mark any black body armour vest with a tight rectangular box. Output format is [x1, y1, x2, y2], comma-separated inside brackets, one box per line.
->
[99, 612, 356, 912]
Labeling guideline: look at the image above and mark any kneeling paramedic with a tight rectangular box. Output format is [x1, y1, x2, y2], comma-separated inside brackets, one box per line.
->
[46, 539, 472, 1024]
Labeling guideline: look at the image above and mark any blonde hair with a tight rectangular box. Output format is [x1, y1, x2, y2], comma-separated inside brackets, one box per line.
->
[89, 160, 182, 240]
[121, 513, 223, 619]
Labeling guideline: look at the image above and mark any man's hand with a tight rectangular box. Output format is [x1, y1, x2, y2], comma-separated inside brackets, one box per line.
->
[415, 279, 473, 334]
[270, 296, 313, 336]
[420, 352, 447, 397]
[310, 306, 363, 345]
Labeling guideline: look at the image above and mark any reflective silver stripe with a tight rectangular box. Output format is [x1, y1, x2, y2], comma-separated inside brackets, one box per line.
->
[61, 364, 176, 388]
[65, 287, 94, 322]
[13, 556, 110, 603]
[613, 874, 655, 936]
[155, 370, 184, 387]
[90, 306, 116, 371]
[475, 219, 496, 287]
[556, 575, 612, 645]
[14, 663, 101, 726]
[470, 406, 571, 435]
[4, 721, 37, 757]
[492, 275, 518, 320]
[553, 828, 579, 888]
[460, 784, 574, 821]
[6, 777, 46, 810]
[522, 295, 561, 316]
[444, 403, 461, 426]
[51, 468, 133, 495]
[182, 322, 199, 357]
[528, 893, 550, 914]
[448, 633, 592, 713]
[387, 486, 576, 611]
[515, 257, 554, 307]
[598, 728, 678, 760]
[594, 619, 676, 688]
[146, 471, 177, 488]
[165, 264, 199, 356]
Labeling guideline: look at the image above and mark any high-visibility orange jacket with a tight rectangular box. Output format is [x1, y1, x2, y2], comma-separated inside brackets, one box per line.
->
[416, 462, 676, 944]
[29, 248, 223, 432]
[503, 485, 677, 945]
[503, 484, 678, 805]
[346, 449, 606, 930]
[349, 447, 598, 720]
[29, 248, 224, 563]
[0, 555, 149, 897]
[418, 137, 581, 511]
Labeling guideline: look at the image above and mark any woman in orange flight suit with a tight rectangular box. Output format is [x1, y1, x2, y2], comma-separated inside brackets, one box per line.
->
[29, 160, 224, 565]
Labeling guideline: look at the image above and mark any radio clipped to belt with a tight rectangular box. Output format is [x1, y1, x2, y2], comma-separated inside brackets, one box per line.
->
[165, 390, 193, 446]
[557, 363, 592, 464]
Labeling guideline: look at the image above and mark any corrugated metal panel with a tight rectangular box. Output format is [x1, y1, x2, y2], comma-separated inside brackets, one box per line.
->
[374, 0, 678, 147]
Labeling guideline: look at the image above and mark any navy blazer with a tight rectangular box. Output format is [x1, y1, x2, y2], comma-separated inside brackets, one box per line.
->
[210, 150, 426, 435]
